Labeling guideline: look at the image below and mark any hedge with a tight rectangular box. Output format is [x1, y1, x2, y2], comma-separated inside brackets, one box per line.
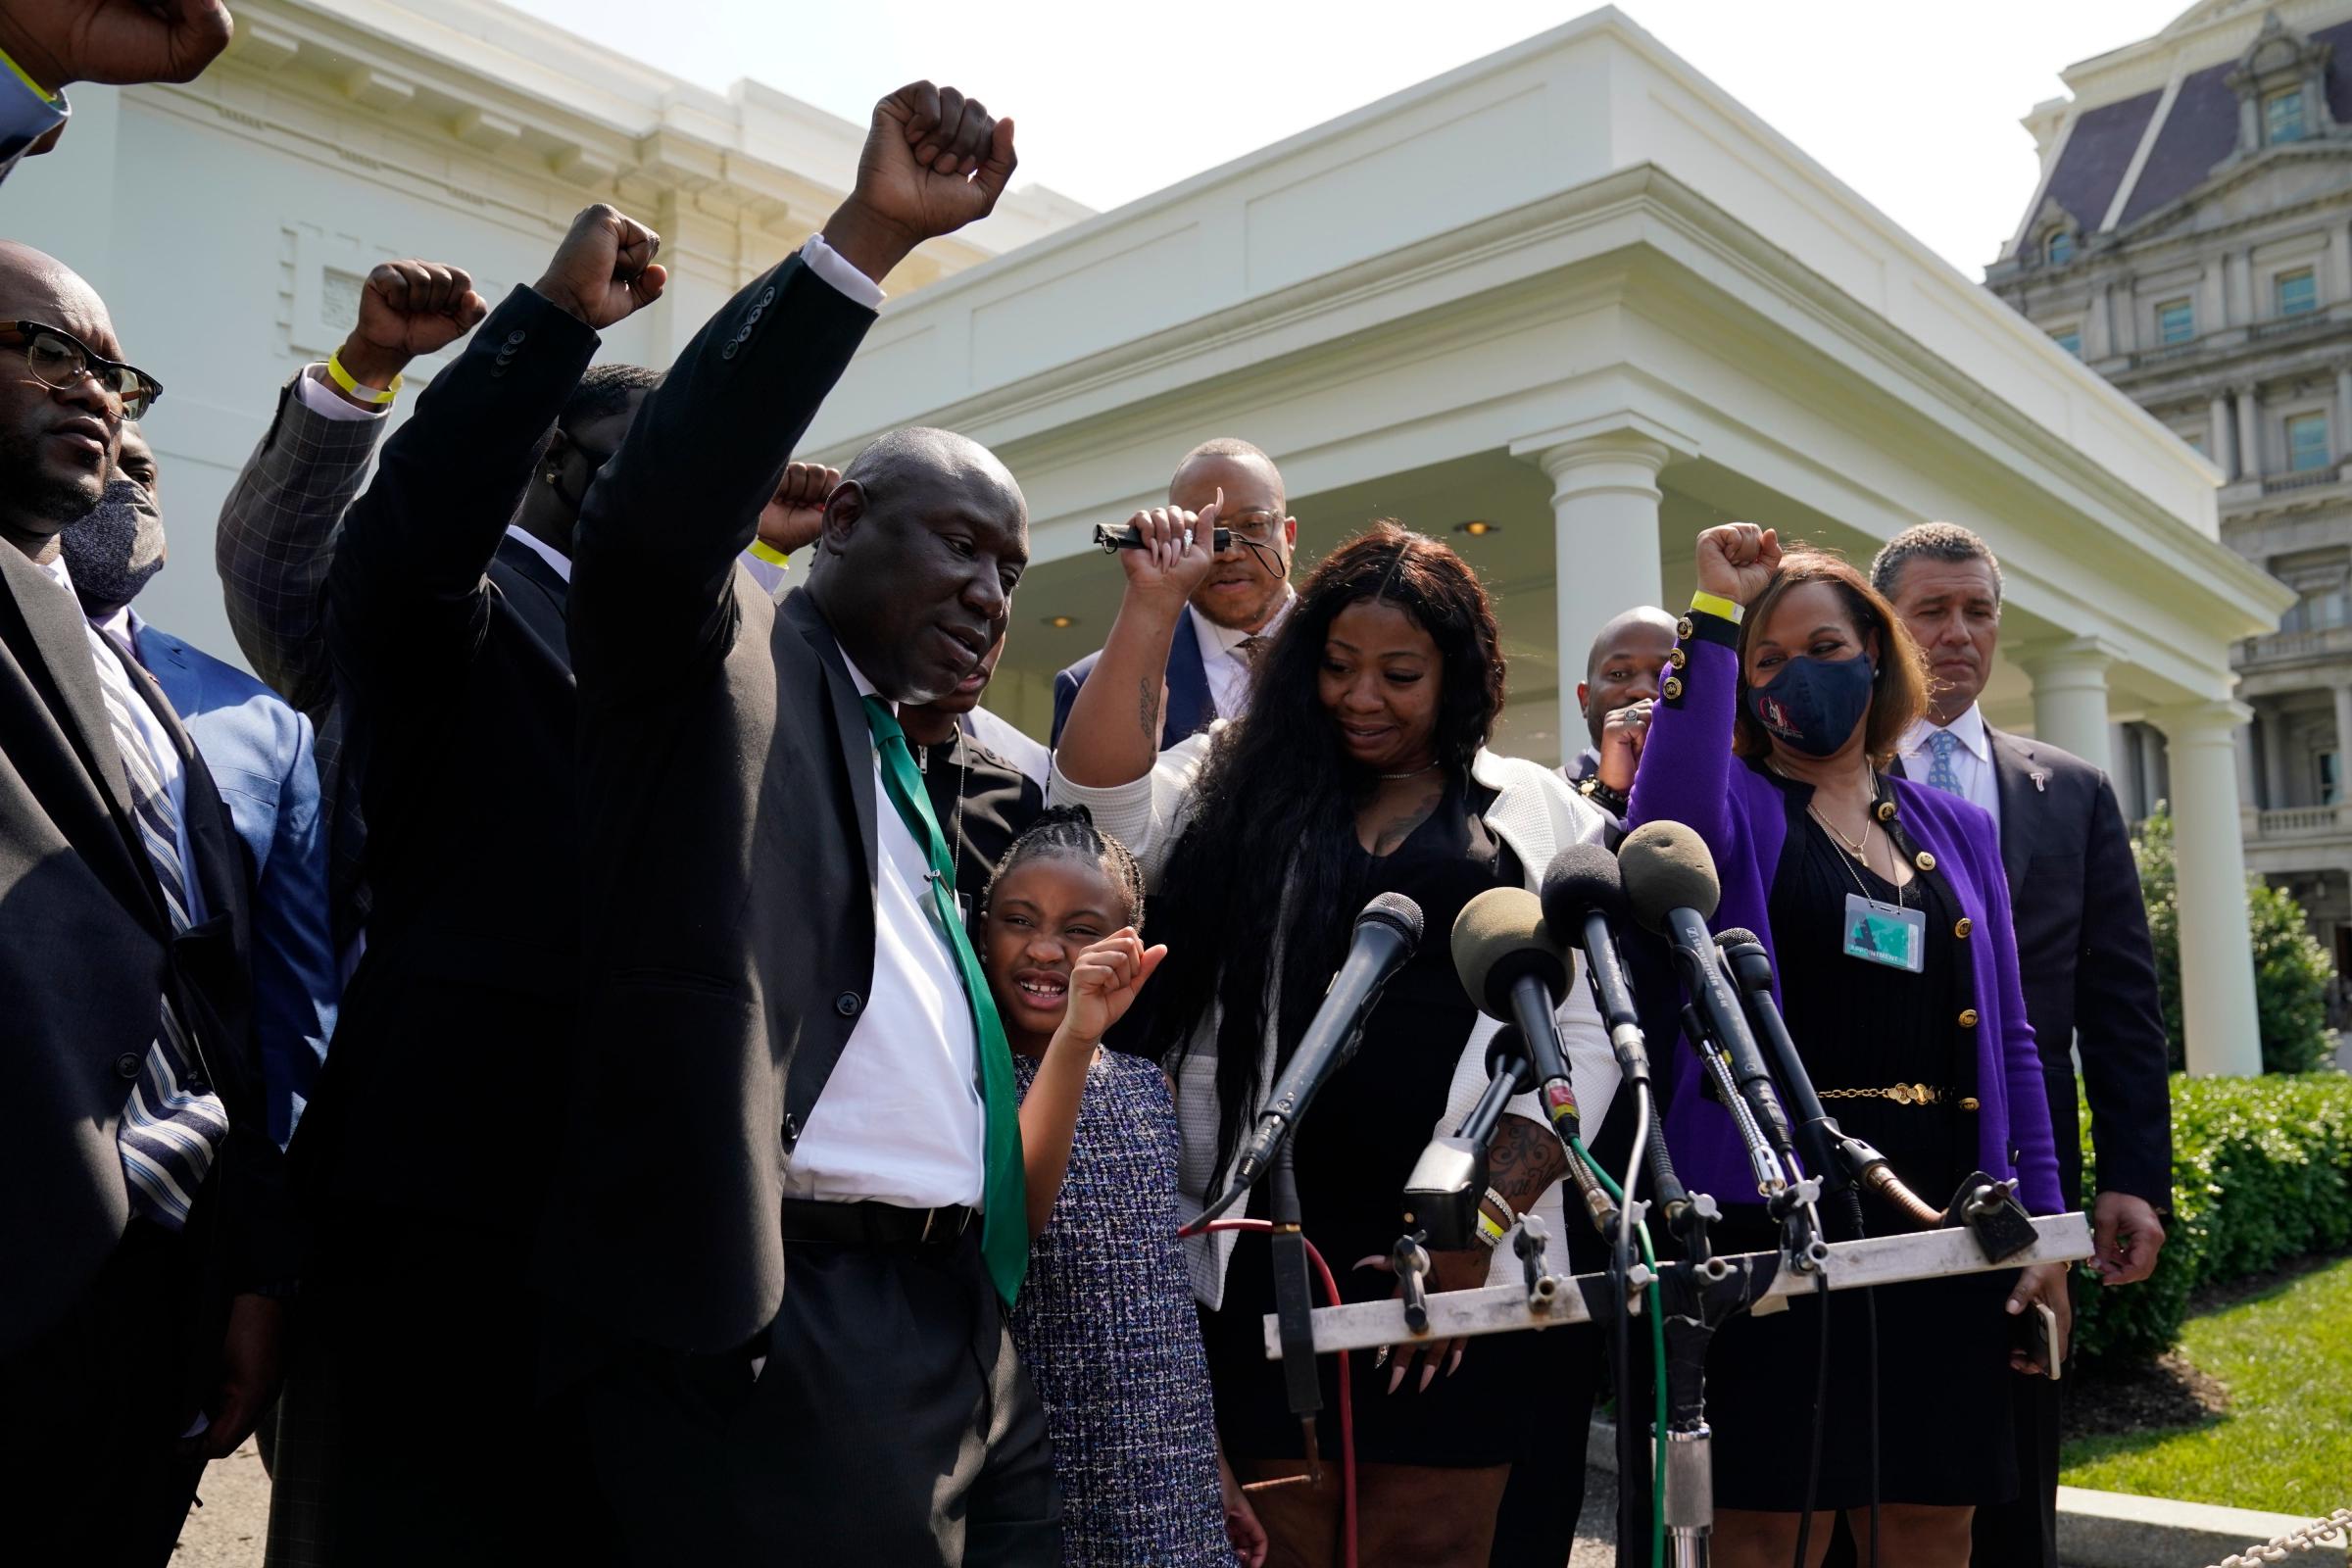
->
[2073, 1072, 2352, 1367]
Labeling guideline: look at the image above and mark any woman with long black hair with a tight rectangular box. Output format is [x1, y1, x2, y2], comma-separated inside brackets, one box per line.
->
[1053, 512, 1618, 1565]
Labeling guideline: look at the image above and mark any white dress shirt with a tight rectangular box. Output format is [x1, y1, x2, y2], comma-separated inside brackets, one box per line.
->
[43, 563, 205, 923]
[1898, 703, 2000, 830]
[1190, 589, 1296, 720]
[781, 654, 987, 1208]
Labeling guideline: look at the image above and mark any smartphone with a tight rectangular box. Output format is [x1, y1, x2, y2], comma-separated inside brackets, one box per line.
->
[1094, 522, 1232, 555]
[2017, 1299, 2064, 1380]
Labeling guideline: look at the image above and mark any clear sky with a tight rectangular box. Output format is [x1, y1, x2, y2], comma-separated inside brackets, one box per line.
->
[498, 0, 2189, 280]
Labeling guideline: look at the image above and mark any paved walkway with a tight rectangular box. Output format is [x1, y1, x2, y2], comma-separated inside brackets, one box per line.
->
[175, 1443, 1624, 1563]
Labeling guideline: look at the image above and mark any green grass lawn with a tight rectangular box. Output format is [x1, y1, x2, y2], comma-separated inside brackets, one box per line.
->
[2060, 1254, 2352, 1515]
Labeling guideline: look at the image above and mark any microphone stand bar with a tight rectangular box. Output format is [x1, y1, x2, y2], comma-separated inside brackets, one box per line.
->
[1258, 1211, 2093, 1358]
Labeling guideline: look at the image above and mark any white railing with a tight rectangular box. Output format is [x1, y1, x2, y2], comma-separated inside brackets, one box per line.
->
[2238, 623, 2352, 665]
[2253, 805, 2352, 838]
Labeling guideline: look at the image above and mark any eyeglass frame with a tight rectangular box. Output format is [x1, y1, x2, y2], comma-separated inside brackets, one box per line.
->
[0, 319, 164, 419]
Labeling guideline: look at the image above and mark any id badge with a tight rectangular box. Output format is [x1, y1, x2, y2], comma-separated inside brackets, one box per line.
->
[1842, 893, 1926, 972]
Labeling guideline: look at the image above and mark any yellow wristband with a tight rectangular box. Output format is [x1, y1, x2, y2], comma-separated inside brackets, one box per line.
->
[325, 351, 401, 407]
[1690, 590, 1744, 625]
[748, 540, 792, 568]
[1474, 1207, 1507, 1249]
[0, 43, 59, 105]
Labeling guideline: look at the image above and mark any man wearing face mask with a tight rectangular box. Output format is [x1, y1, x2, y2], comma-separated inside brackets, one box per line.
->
[63, 424, 337, 1153]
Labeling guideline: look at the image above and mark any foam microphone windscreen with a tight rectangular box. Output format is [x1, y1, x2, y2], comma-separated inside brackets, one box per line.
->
[1618, 820, 1722, 933]
[1714, 927, 1761, 948]
[1542, 844, 1630, 932]
[1450, 886, 1573, 1017]
[1360, 890, 1426, 949]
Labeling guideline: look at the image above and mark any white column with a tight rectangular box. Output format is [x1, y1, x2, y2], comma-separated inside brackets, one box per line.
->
[2018, 638, 2119, 775]
[2330, 226, 2352, 307]
[1520, 434, 1670, 757]
[2334, 683, 2352, 802]
[2237, 385, 2263, 478]
[2210, 391, 2238, 477]
[2260, 701, 2288, 808]
[2153, 700, 2265, 1076]
[2231, 725, 2255, 816]
[2335, 366, 2352, 462]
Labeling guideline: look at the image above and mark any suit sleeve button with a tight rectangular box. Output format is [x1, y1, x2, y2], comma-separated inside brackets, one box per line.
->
[505, 329, 526, 345]
[1957, 1007, 1980, 1028]
[1954, 916, 1973, 939]
[835, 991, 863, 1018]
[114, 1052, 142, 1079]
[1913, 851, 1936, 872]
[1959, 1097, 1981, 1112]
[1661, 675, 1684, 700]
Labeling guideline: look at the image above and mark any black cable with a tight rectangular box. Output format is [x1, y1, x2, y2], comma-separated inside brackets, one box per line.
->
[1611, 1084, 1647, 1568]
[1865, 1284, 1881, 1565]
[1790, 1269, 1831, 1568]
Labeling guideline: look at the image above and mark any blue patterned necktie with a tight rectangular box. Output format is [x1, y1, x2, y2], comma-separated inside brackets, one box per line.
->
[88, 623, 229, 1230]
[1926, 728, 1964, 798]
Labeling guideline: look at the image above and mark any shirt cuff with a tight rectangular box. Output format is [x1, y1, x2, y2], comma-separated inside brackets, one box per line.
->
[799, 233, 886, 312]
[294, 366, 390, 423]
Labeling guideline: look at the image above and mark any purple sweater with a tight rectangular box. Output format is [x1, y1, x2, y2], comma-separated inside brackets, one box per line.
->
[1625, 616, 2065, 1215]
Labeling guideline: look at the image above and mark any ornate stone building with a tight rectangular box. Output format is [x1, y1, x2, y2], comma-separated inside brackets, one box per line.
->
[1988, 0, 2352, 977]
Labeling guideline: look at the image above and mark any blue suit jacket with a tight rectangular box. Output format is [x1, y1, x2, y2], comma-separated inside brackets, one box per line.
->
[138, 620, 338, 1149]
[1050, 609, 1214, 750]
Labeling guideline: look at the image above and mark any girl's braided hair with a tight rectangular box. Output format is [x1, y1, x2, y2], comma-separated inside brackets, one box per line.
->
[981, 805, 1147, 933]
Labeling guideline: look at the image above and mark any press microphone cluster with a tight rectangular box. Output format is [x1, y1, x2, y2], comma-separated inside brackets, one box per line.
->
[1450, 887, 1619, 1236]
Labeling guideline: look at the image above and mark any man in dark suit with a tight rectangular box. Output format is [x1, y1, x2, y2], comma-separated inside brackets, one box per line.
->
[553, 80, 1059, 1564]
[294, 206, 665, 1565]
[1050, 437, 1296, 748]
[61, 422, 337, 1150]
[0, 240, 289, 1561]
[1874, 521, 2173, 1568]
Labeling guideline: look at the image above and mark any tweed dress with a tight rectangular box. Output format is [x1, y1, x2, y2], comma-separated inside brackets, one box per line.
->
[1008, 1051, 1229, 1566]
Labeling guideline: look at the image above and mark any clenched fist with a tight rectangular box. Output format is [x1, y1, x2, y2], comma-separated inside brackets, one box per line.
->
[331, 260, 489, 397]
[758, 462, 840, 557]
[534, 204, 667, 330]
[0, 1, 232, 93]
[822, 81, 1017, 283]
[1693, 521, 1783, 610]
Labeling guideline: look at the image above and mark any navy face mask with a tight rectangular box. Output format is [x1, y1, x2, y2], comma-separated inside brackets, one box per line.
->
[1744, 652, 1876, 758]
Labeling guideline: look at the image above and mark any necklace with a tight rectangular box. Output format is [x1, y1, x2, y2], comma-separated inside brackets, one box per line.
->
[915, 734, 973, 892]
[1379, 761, 1439, 781]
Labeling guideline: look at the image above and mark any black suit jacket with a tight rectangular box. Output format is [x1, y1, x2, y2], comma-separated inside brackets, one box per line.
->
[1049, 609, 1213, 749]
[549, 253, 879, 1354]
[304, 284, 599, 1224]
[1898, 727, 2172, 1210]
[0, 543, 285, 1353]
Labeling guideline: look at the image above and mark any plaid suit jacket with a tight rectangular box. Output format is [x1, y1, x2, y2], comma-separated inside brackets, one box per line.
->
[214, 372, 386, 945]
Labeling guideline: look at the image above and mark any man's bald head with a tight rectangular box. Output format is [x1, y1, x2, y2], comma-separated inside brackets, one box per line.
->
[0, 243, 127, 559]
[1579, 605, 1680, 750]
[1170, 436, 1294, 633]
[810, 425, 1031, 705]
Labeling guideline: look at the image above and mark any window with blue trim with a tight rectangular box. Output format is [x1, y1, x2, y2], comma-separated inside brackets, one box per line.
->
[2044, 229, 2075, 267]
[2277, 269, 2318, 317]
[2157, 298, 2195, 344]
[2266, 87, 2310, 145]
[2287, 412, 2332, 472]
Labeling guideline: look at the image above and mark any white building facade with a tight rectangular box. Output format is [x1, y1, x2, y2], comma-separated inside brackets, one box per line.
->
[1, 0, 1086, 662]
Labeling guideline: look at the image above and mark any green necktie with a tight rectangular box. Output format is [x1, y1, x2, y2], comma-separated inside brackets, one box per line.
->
[860, 696, 1028, 1304]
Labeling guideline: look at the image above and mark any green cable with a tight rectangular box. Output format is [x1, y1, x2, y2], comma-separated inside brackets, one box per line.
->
[1571, 1139, 1669, 1568]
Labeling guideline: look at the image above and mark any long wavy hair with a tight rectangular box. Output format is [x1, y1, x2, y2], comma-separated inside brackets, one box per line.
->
[1144, 521, 1506, 1185]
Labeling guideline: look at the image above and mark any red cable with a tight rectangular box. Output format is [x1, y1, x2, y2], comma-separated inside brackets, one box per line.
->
[1195, 1217, 1359, 1568]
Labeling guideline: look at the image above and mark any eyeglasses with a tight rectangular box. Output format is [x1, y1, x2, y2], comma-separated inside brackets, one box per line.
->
[1223, 510, 1285, 545]
[1, 321, 162, 419]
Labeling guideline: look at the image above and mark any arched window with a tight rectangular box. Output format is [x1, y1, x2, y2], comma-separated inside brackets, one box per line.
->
[2044, 228, 2076, 267]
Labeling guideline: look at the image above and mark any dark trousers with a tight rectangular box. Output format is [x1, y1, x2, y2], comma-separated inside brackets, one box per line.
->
[1487, 1325, 1601, 1566]
[578, 1230, 1060, 1566]
[0, 1219, 211, 1567]
[1971, 1370, 2061, 1566]
[309, 1202, 604, 1568]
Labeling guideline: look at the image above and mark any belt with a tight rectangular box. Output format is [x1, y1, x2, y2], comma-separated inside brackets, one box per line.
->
[1818, 1083, 1949, 1106]
[777, 1198, 979, 1249]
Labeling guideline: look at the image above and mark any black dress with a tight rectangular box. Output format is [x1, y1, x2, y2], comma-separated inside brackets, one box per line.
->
[1700, 783, 2017, 1510]
[1198, 777, 1593, 1468]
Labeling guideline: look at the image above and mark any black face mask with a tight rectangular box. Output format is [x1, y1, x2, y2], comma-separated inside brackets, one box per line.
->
[1744, 651, 1876, 758]
[58, 476, 166, 616]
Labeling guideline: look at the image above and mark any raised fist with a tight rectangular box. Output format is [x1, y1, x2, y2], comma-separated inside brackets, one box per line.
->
[336, 261, 487, 386]
[0, 1, 233, 93]
[534, 204, 667, 331]
[1693, 522, 1783, 610]
[1115, 491, 1222, 612]
[823, 81, 1016, 282]
[758, 461, 840, 557]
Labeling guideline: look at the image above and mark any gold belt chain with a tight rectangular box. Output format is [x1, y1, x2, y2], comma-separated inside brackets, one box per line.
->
[1818, 1083, 1948, 1106]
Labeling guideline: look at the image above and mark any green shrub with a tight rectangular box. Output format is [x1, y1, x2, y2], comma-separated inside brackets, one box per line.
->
[2074, 1072, 2352, 1366]
[2132, 806, 2336, 1075]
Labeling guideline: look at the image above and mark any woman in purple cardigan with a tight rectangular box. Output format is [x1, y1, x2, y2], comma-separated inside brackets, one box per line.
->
[1626, 523, 2069, 1568]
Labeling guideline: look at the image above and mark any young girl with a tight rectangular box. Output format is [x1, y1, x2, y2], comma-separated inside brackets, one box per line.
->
[983, 807, 1266, 1568]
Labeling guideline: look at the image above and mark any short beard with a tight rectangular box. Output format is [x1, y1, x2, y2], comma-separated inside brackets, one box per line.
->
[1190, 581, 1283, 633]
[0, 425, 102, 536]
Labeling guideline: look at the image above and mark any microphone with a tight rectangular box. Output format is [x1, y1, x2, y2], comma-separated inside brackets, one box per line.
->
[1399, 1027, 1533, 1251]
[1541, 845, 1652, 1092]
[1226, 892, 1423, 1194]
[1451, 887, 1618, 1234]
[1619, 822, 1797, 1197]
[1094, 521, 1233, 556]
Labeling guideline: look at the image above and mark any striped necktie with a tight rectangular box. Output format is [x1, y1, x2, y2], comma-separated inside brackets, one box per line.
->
[1926, 728, 1964, 798]
[87, 623, 229, 1231]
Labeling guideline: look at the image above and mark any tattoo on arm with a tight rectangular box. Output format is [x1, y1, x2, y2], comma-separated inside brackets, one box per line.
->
[1138, 678, 1159, 744]
[1488, 1112, 1570, 1215]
